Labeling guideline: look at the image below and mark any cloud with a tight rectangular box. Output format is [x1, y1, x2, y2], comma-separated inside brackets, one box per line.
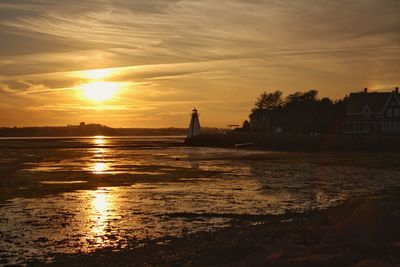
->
[0, 0, 399, 127]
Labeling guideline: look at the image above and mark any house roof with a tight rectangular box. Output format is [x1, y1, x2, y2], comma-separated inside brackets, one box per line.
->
[347, 92, 395, 114]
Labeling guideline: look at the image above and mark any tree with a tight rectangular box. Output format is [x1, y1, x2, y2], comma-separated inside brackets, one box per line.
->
[242, 120, 250, 130]
[286, 90, 318, 105]
[252, 90, 283, 112]
[248, 89, 348, 134]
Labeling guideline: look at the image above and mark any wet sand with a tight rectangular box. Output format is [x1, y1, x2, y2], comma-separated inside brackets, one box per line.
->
[1, 137, 400, 266]
[2, 150, 400, 205]
[38, 194, 400, 267]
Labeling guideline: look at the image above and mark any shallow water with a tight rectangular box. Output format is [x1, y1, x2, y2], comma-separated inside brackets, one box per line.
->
[0, 136, 400, 265]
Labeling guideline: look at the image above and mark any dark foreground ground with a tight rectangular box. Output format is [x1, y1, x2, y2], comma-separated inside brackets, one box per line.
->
[185, 132, 400, 152]
[33, 194, 400, 267]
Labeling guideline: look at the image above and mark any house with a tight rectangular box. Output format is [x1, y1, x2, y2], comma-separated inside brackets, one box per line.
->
[343, 87, 400, 135]
[249, 109, 273, 131]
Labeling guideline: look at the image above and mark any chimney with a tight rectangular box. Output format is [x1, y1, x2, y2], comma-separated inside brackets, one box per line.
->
[364, 88, 368, 93]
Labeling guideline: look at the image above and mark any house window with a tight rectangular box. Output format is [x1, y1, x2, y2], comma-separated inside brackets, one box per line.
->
[388, 108, 393, 118]
[395, 108, 400, 118]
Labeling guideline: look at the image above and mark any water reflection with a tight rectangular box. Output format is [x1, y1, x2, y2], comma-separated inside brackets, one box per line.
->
[91, 189, 112, 238]
[93, 162, 109, 174]
[94, 136, 106, 146]
[91, 137, 110, 174]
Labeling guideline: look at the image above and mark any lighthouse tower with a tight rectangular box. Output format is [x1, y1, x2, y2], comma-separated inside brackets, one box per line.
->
[187, 108, 201, 139]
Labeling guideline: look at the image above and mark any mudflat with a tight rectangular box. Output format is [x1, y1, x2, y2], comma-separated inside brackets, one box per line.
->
[42, 195, 400, 267]
[1, 137, 400, 266]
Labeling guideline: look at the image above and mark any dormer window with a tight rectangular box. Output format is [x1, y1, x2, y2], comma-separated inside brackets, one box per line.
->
[395, 108, 400, 118]
[362, 105, 371, 119]
[387, 108, 393, 118]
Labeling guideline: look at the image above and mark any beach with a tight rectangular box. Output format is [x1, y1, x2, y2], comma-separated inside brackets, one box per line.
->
[44, 195, 400, 266]
[1, 136, 400, 266]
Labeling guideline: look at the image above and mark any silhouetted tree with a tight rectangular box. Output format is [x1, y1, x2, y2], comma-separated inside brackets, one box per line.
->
[249, 90, 348, 134]
[242, 120, 250, 130]
[252, 90, 283, 112]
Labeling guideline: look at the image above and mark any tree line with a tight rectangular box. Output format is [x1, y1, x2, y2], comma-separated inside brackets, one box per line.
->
[243, 90, 348, 134]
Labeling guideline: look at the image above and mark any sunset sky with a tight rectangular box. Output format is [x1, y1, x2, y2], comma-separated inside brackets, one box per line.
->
[1, 0, 399, 128]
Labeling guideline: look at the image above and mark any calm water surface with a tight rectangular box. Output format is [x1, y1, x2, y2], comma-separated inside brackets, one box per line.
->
[0, 136, 399, 265]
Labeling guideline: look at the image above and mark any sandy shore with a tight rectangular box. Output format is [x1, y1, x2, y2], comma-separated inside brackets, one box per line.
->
[33, 194, 400, 267]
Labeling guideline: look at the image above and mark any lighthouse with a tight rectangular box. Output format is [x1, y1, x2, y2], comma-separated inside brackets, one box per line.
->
[187, 108, 201, 139]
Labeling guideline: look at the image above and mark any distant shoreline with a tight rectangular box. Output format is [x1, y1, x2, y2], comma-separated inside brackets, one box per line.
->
[0, 123, 224, 137]
[185, 132, 400, 152]
[0, 135, 186, 139]
[0, 125, 186, 137]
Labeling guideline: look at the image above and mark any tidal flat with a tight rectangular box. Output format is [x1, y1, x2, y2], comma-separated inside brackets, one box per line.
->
[0, 136, 400, 266]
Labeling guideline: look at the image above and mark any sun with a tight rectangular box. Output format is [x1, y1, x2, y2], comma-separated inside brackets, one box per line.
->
[81, 82, 120, 101]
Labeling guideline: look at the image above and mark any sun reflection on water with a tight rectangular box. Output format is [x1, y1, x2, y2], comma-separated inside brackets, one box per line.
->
[91, 136, 110, 174]
[94, 136, 106, 145]
[93, 162, 108, 174]
[89, 189, 115, 247]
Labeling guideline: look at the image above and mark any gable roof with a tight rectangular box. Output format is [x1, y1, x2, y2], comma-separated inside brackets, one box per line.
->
[347, 92, 394, 114]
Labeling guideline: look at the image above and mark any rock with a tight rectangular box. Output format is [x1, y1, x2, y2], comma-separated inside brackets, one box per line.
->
[335, 200, 400, 252]
[291, 248, 365, 267]
[353, 258, 394, 267]
[387, 241, 400, 262]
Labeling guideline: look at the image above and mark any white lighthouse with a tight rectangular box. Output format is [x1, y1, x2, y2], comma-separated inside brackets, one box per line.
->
[187, 108, 201, 139]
